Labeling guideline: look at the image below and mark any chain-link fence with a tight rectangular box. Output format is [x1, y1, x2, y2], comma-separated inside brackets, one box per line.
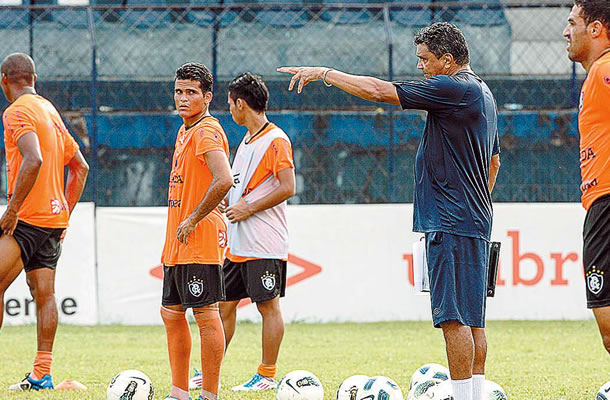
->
[0, 2, 583, 205]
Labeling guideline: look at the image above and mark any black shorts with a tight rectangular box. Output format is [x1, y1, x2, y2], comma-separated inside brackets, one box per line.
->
[583, 193, 610, 308]
[162, 264, 225, 308]
[4, 220, 64, 272]
[223, 258, 287, 303]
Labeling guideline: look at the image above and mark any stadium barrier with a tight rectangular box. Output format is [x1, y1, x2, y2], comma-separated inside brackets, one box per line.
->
[2, 202, 591, 326]
[0, 2, 585, 205]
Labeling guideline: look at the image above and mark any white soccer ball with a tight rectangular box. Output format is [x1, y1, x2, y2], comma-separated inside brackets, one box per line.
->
[484, 380, 507, 400]
[336, 375, 369, 400]
[107, 370, 154, 400]
[407, 379, 444, 400]
[356, 376, 404, 400]
[409, 364, 450, 390]
[597, 381, 610, 400]
[426, 380, 453, 399]
[277, 370, 324, 400]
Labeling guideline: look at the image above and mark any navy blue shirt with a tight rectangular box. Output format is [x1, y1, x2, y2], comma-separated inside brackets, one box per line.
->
[394, 71, 499, 241]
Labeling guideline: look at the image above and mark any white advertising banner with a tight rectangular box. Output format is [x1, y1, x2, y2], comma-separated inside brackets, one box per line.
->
[96, 208, 168, 325]
[2, 202, 97, 325]
[95, 203, 592, 325]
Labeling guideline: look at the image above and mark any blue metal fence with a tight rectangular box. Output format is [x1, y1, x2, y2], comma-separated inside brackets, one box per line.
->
[0, 2, 584, 205]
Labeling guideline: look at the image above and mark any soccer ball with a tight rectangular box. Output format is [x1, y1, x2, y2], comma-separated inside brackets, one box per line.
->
[484, 380, 507, 400]
[107, 370, 154, 400]
[409, 364, 449, 390]
[426, 380, 453, 399]
[407, 379, 444, 400]
[336, 375, 369, 400]
[277, 370, 324, 400]
[597, 381, 610, 400]
[356, 376, 404, 400]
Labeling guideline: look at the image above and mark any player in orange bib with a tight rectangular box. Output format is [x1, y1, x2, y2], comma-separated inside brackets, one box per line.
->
[160, 63, 232, 400]
[0, 53, 89, 390]
[219, 73, 295, 392]
[564, 0, 610, 354]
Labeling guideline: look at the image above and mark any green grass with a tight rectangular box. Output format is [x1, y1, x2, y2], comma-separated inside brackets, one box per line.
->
[0, 321, 607, 399]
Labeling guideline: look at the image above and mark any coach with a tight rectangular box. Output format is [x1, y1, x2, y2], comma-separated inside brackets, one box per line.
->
[279, 22, 501, 400]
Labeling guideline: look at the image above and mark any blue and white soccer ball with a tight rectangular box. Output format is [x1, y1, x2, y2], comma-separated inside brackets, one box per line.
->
[596, 381, 610, 400]
[277, 370, 324, 400]
[107, 370, 154, 400]
[336, 375, 369, 400]
[356, 376, 404, 400]
[484, 380, 507, 400]
[409, 364, 450, 390]
[407, 379, 444, 400]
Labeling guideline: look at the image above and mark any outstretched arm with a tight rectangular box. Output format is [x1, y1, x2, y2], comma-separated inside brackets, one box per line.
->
[0, 132, 42, 235]
[226, 167, 296, 223]
[277, 66, 401, 105]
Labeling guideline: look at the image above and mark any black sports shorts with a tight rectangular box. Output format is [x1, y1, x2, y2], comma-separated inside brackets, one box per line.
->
[583, 193, 610, 308]
[162, 264, 225, 308]
[4, 220, 64, 272]
[223, 258, 287, 303]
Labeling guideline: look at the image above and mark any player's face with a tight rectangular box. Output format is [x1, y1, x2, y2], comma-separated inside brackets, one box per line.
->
[563, 5, 591, 63]
[416, 44, 445, 78]
[174, 79, 206, 121]
[228, 93, 244, 125]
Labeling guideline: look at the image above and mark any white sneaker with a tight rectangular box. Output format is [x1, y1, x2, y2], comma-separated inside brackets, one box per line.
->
[188, 369, 221, 392]
[189, 369, 202, 390]
[8, 373, 54, 391]
[231, 373, 277, 392]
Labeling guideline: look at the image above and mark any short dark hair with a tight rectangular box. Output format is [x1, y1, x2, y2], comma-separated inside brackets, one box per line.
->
[175, 62, 213, 93]
[574, 0, 610, 37]
[1, 52, 35, 85]
[228, 72, 269, 113]
[414, 22, 470, 65]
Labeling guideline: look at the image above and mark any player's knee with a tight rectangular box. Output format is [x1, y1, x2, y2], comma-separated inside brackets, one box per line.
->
[256, 297, 280, 316]
[160, 305, 186, 323]
[193, 303, 221, 322]
[219, 301, 237, 319]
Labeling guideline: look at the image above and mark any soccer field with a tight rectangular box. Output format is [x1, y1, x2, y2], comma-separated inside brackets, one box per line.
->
[0, 320, 606, 400]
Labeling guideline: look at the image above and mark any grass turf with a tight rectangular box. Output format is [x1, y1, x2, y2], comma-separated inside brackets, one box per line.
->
[0, 320, 607, 399]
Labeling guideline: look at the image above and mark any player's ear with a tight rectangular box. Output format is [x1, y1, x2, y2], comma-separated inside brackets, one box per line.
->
[32, 73, 37, 86]
[443, 54, 453, 68]
[204, 90, 213, 104]
[588, 20, 604, 38]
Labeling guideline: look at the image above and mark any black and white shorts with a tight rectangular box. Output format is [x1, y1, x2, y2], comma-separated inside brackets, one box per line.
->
[162, 264, 225, 308]
[583, 193, 610, 308]
[223, 258, 287, 303]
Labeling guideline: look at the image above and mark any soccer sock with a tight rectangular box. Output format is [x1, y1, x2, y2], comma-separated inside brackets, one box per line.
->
[31, 351, 52, 380]
[160, 306, 192, 392]
[194, 306, 225, 396]
[451, 378, 473, 400]
[472, 374, 485, 400]
[200, 388, 218, 400]
[257, 363, 277, 379]
[169, 386, 190, 400]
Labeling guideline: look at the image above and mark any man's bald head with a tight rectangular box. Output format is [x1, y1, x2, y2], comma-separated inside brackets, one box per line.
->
[1, 53, 36, 86]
